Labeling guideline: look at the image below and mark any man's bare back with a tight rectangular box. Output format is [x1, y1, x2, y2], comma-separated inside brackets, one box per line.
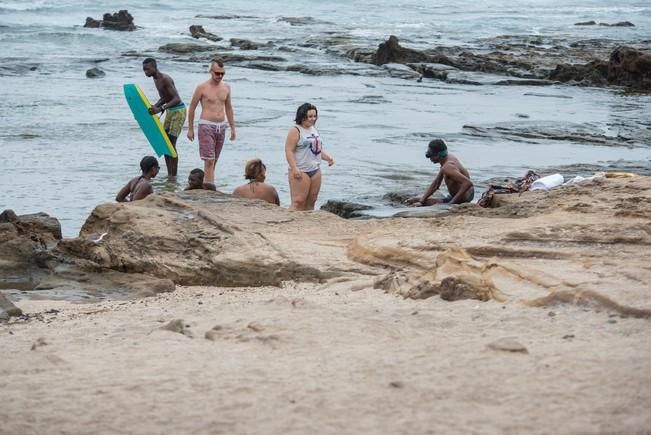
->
[440, 155, 472, 197]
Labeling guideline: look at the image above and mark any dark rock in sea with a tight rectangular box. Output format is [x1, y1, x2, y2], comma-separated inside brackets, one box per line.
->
[412, 63, 450, 81]
[186, 51, 286, 65]
[549, 46, 650, 89]
[382, 63, 422, 80]
[348, 95, 391, 104]
[245, 62, 283, 71]
[575, 20, 596, 26]
[494, 79, 558, 86]
[320, 200, 372, 219]
[374, 35, 430, 66]
[278, 16, 319, 26]
[86, 68, 105, 79]
[84, 10, 135, 31]
[600, 21, 635, 27]
[230, 38, 259, 50]
[607, 46, 651, 89]
[189, 25, 222, 42]
[548, 59, 609, 86]
[159, 43, 216, 54]
[84, 17, 101, 28]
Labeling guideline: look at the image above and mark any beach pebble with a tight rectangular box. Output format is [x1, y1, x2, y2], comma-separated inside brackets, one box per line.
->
[160, 319, 193, 338]
[0, 293, 22, 318]
[487, 337, 529, 353]
[30, 337, 49, 351]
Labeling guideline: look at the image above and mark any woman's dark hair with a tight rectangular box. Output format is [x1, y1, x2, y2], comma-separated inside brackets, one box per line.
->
[140, 156, 159, 173]
[294, 103, 318, 125]
[244, 159, 266, 180]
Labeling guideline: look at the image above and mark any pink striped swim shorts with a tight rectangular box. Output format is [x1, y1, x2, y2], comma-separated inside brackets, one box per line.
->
[198, 120, 227, 161]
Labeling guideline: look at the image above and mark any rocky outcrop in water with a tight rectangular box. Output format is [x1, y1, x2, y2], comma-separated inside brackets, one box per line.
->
[549, 46, 651, 89]
[230, 38, 260, 50]
[84, 10, 135, 31]
[189, 25, 222, 42]
[159, 43, 216, 54]
[348, 36, 651, 89]
[320, 200, 372, 219]
[86, 68, 105, 78]
[575, 21, 635, 27]
[608, 46, 651, 88]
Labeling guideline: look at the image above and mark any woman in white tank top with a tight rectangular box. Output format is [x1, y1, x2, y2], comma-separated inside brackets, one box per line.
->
[284, 103, 335, 210]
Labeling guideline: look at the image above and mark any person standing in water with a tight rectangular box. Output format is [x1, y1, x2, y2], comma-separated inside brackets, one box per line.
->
[405, 138, 474, 206]
[232, 159, 280, 205]
[142, 58, 186, 178]
[186, 58, 237, 189]
[115, 156, 160, 202]
[284, 103, 334, 210]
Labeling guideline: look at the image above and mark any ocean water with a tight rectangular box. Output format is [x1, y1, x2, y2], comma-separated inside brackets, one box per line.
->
[1, 0, 650, 236]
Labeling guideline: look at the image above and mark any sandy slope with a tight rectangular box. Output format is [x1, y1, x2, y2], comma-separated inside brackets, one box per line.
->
[1, 176, 650, 434]
[2, 285, 650, 435]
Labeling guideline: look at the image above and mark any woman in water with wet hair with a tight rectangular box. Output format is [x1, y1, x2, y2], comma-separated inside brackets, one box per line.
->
[284, 103, 334, 210]
[115, 155, 160, 202]
[232, 158, 279, 205]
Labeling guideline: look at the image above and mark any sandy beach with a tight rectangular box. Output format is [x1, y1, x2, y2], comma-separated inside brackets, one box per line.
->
[2, 175, 650, 434]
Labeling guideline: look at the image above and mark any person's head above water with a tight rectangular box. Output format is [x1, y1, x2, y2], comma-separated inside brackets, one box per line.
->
[244, 159, 266, 182]
[140, 156, 160, 177]
[426, 138, 448, 163]
[187, 168, 205, 189]
[294, 103, 318, 126]
[142, 57, 158, 77]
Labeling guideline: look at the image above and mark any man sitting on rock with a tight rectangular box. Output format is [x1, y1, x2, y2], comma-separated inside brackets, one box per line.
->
[405, 139, 474, 206]
[184, 168, 216, 191]
[116, 156, 159, 202]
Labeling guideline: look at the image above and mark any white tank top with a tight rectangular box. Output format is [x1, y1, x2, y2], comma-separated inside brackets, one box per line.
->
[293, 125, 322, 172]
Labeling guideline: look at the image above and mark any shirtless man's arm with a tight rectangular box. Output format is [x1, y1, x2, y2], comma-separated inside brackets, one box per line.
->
[149, 75, 182, 115]
[225, 86, 236, 140]
[405, 170, 444, 206]
[186, 83, 204, 142]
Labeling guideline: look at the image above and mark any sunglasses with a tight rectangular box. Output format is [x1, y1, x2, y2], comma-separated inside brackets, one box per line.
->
[212, 71, 225, 77]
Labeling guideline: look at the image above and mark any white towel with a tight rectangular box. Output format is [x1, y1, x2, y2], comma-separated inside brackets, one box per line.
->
[530, 173, 564, 191]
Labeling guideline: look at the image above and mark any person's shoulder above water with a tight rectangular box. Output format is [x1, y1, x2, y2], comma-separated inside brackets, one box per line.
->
[116, 156, 160, 202]
[231, 158, 280, 206]
[184, 168, 217, 191]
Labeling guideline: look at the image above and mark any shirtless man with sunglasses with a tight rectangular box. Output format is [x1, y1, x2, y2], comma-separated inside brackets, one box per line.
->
[187, 58, 237, 189]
